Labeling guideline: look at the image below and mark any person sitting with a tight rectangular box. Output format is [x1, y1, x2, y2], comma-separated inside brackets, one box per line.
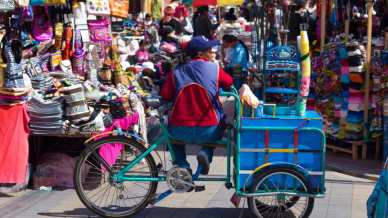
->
[193, 6, 219, 39]
[160, 36, 233, 175]
[159, 6, 183, 43]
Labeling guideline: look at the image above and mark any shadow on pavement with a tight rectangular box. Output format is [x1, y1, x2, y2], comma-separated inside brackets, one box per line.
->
[38, 206, 245, 218]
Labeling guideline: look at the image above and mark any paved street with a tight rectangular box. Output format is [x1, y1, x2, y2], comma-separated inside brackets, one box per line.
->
[0, 148, 376, 218]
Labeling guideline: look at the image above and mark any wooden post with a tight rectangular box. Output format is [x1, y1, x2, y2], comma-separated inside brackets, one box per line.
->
[364, 0, 373, 140]
[344, 0, 350, 42]
[320, 0, 326, 51]
[385, 31, 388, 50]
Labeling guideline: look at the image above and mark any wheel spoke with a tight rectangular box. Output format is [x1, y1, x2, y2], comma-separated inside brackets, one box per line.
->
[75, 140, 157, 217]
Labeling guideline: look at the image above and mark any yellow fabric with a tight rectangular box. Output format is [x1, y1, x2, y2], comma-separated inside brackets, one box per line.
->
[218, 0, 244, 6]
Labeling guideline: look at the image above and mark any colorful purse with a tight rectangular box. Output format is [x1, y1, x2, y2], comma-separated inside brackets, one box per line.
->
[72, 30, 86, 77]
[44, 0, 66, 5]
[30, 0, 45, 5]
[86, 0, 110, 16]
[16, 0, 29, 7]
[32, 7, 53, 42]
[0, 0, 15, 12]
[50, 50, 62, 71]
[109, 0, 129, 18]
[87, 18, 111, 43]
[54, 22, 63, 50]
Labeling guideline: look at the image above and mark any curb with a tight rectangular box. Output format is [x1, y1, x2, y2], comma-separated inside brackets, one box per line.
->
[327, 165, 379, 181]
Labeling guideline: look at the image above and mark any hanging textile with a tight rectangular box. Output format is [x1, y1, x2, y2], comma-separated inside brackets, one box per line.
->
[151, 0, 162, 19]
[0, 104, 29, 184]
[142, 0, 152, 14]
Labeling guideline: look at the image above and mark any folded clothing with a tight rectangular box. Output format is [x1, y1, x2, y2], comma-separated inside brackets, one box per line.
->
[349, 73, 364, 84]
[347, 111, 364, 123]
[349, 66, 364, 73]
[348, 55, 364, 67]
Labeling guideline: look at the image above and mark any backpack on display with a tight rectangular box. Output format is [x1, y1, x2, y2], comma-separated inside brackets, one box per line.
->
[109, 0, 129, 18]
[16, 0, 29, 7]
[0, 0, 15, 12]
[86, 0, 110, 16]
[32, 6, 53, 42]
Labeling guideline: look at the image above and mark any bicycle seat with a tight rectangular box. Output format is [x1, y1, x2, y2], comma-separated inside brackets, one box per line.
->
[171, 139, 227, 148]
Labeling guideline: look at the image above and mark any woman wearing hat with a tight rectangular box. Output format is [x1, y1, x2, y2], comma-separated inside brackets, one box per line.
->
[222, 34, 250, 89]
[159, 6, 183, 43]
[160, 36, 233, 176]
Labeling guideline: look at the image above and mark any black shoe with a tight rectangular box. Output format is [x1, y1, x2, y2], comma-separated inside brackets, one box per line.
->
[196, 152, 210, 175]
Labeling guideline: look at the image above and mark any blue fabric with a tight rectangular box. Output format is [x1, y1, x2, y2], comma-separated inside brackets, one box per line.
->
[173, 60, 222, 121]
[227, 42, 249, 71]
[168, 125, 223, 169]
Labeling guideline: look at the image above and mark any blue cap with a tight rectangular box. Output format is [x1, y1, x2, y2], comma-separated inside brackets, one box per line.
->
[187, 36, 220, 53]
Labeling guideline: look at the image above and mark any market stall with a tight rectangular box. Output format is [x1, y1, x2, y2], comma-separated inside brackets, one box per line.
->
[0, 0, 167, 189]
[313, 0, 388, 160]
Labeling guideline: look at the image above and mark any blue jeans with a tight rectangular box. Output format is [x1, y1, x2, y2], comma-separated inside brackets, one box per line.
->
[168, 125, 224, 169]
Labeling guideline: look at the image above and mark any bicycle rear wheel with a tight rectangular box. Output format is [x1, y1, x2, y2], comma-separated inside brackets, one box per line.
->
[247, 167, 314, 218]
[74, 136, 158, 218]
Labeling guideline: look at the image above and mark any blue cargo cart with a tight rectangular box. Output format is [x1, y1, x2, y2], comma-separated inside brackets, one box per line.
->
[73, 85, 326, 218]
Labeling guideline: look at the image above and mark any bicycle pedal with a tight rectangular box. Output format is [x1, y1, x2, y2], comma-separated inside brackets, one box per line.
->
[156, 163, 162, 171]
[194, 185, 206, 192]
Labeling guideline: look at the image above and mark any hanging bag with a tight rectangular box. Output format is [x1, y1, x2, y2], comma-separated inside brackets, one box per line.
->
[88, 18, 111, 45]
[0, 0, 15, 12]
[32, 6, 53, 42]
[86, 0, 110, 16]
[109, 0, 129, 18]
[16, 0, 29, 7]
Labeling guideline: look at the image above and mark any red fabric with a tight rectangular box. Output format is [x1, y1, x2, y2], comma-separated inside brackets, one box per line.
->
[0, 104, 29, 184]
[192, 0, 217, 7]
[160, 59, 233, 126]
[174, 3, 189, 18]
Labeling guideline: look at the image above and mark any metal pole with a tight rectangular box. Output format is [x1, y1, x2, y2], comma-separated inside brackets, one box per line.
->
[320, 0, 326, 51]
[363, 0, 373, 140]
[344, 0, 350, 42]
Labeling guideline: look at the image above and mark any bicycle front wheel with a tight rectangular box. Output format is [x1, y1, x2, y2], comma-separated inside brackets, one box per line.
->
[74, 136, 158, 218]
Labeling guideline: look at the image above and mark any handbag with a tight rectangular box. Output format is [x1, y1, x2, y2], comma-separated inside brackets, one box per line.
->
[54, 22, 63, 50]
[44, 0, 66, 5]
[50, 50, 62, 71]
[32, 6, 53, 42]
[86, 0, 110, 16]
[98, 65, 113, 85]
[111, 20, 124, 33]
[30, 0, 44, 5]
[109, 0, 129, 18]
[16, 0, 29, 7]
[88, 18, 111, 43]
[0, 0, 15, 12]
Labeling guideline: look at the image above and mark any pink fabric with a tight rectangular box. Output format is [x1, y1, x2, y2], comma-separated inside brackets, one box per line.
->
[99, 113, 139, 167]
[0, 104, 29, 184]
[341, 66, 349, 75]
[135, 49, 150, 63]
[348, 93, 364, 104]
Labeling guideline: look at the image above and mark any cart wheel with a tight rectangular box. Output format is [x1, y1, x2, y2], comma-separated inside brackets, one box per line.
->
[247, 167, 314, 218]
[74, 136, 158, 218]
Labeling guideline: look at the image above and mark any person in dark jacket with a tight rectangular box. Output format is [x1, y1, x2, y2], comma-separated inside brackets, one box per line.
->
[288, 0, 310, 42]
[159, 6, 183, 43]
[193, 6, 217, 39]
[224, 8, 238, 22]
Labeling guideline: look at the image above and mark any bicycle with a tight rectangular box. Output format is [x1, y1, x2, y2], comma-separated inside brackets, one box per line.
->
[74, 87, 326, 218]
